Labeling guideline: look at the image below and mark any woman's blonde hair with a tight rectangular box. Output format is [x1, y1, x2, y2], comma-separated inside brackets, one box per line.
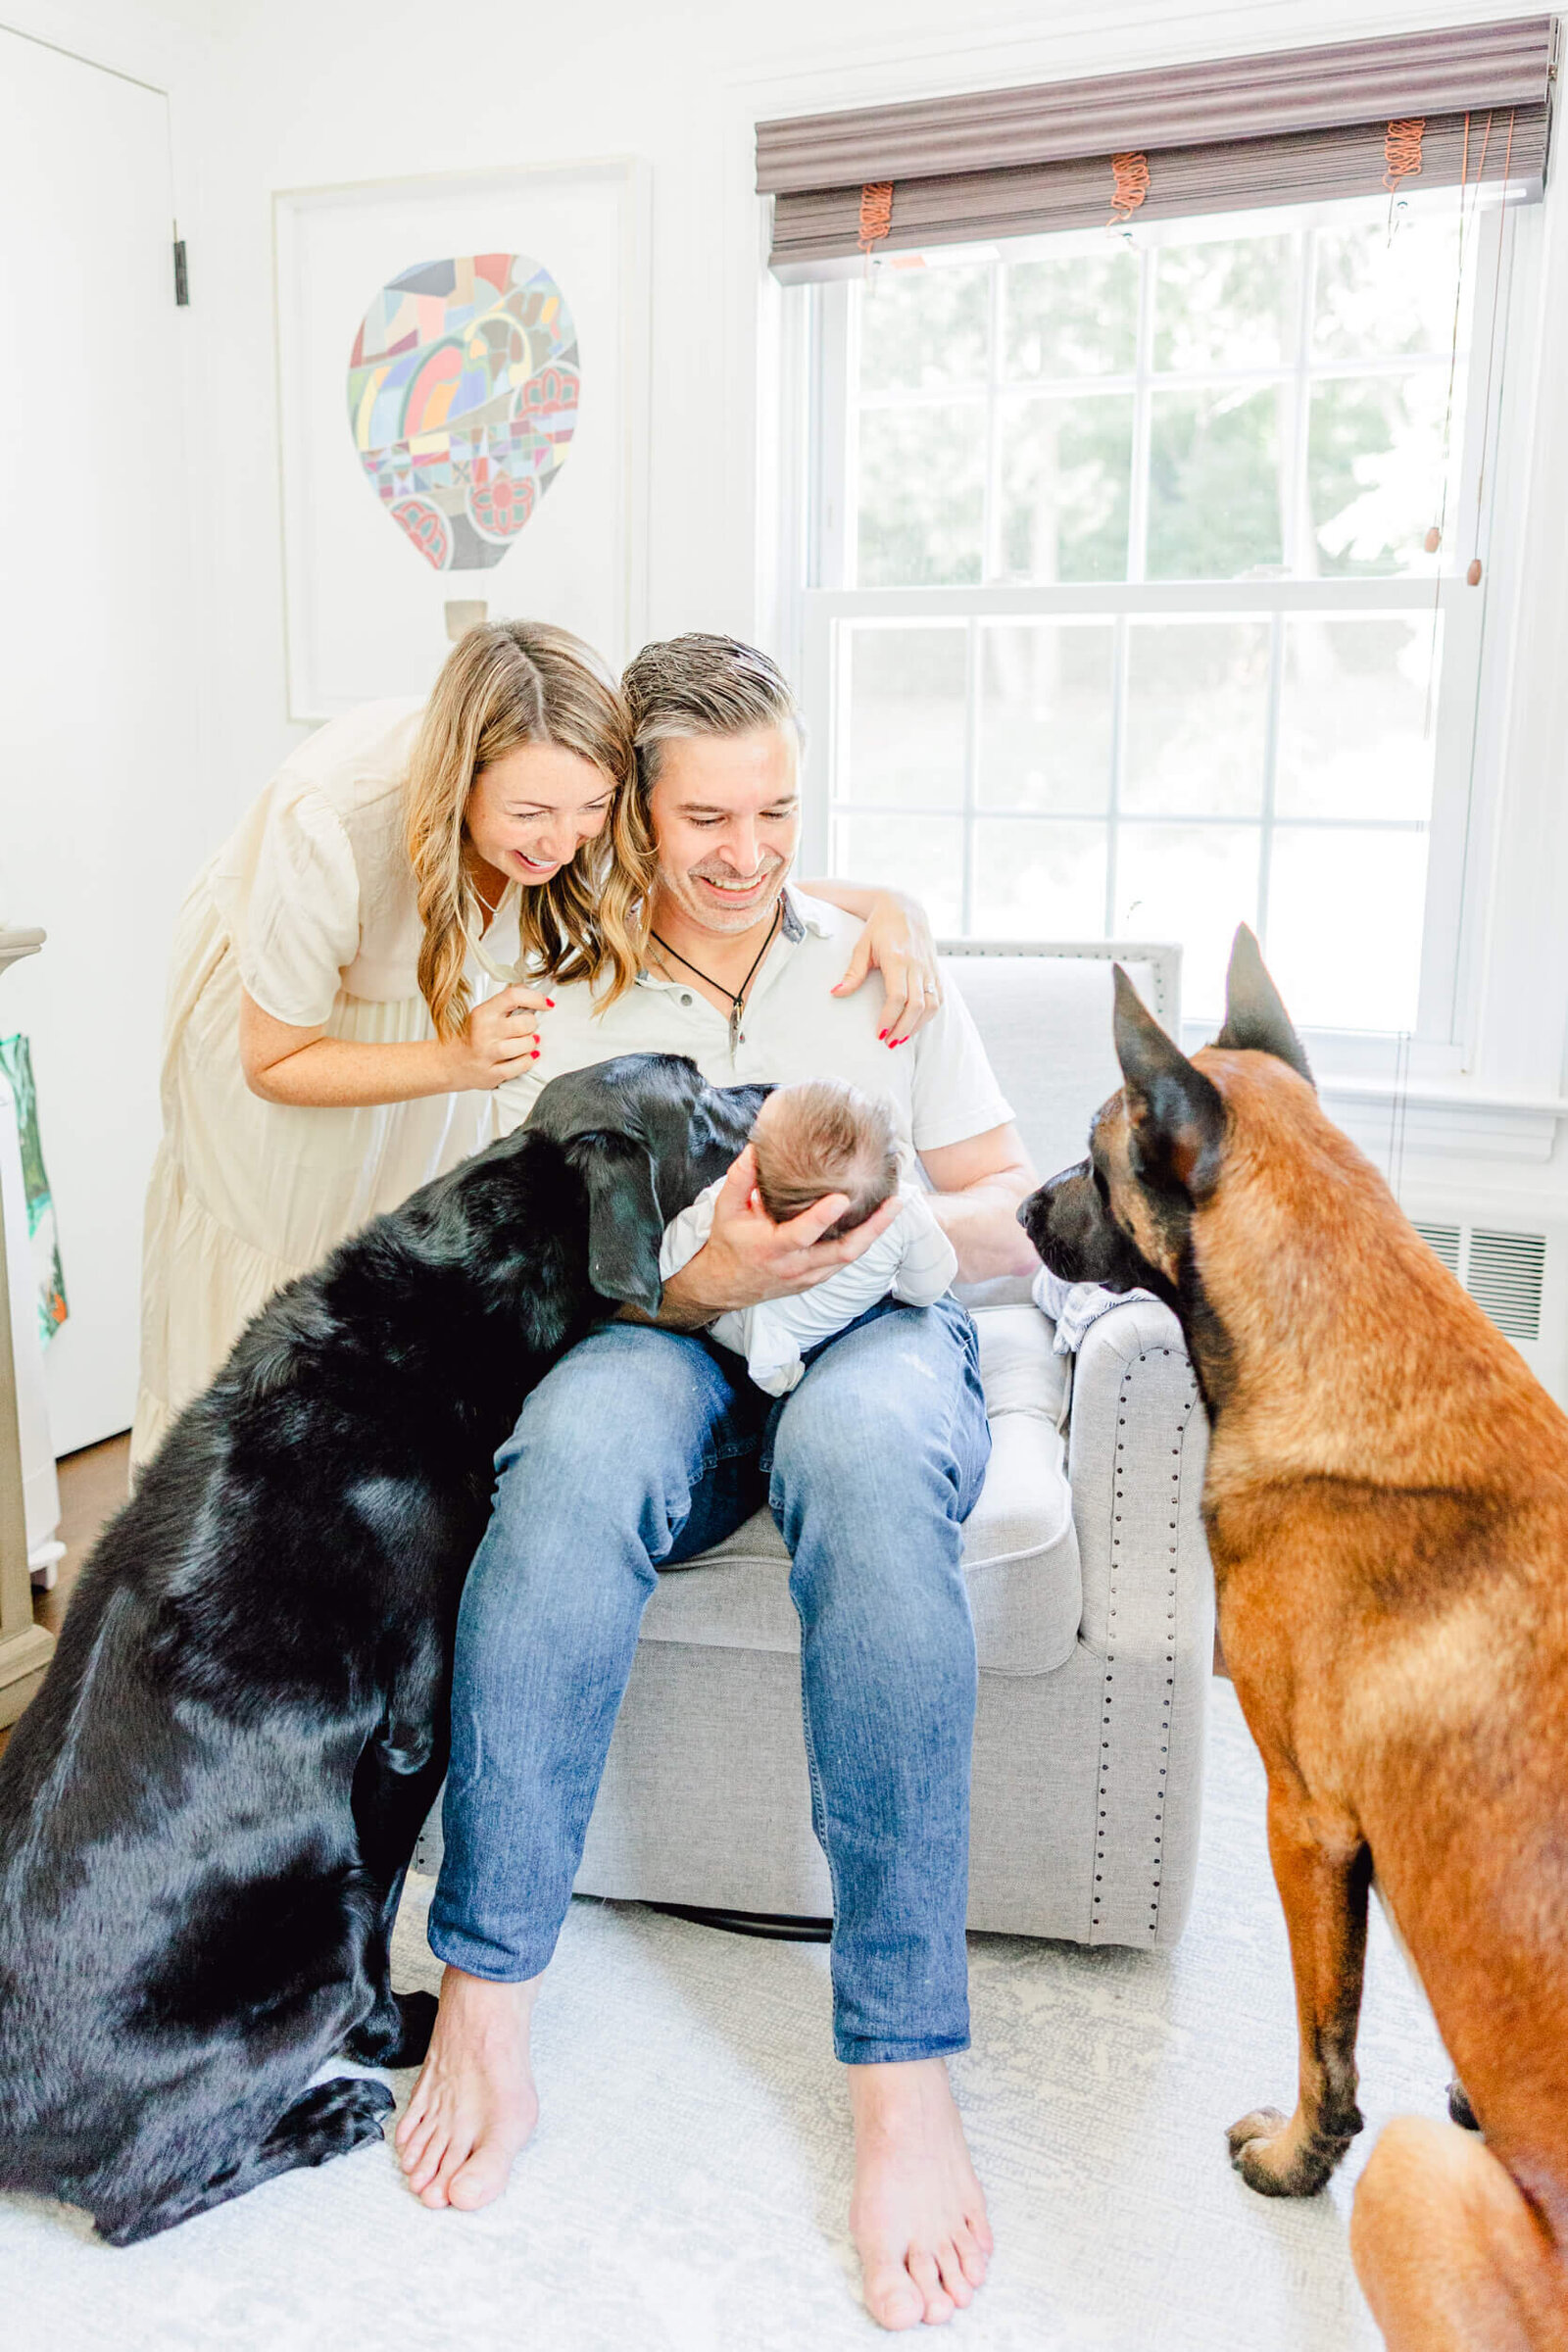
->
[405, 619, 655, 1037]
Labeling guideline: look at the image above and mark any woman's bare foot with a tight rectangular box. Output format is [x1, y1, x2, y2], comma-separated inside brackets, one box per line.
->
[393, 1965, 540, 2210]
[849, 2058, 993, 2329]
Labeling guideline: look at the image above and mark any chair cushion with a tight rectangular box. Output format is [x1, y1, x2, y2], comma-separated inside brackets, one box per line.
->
[638, 1304, 1080, 1677]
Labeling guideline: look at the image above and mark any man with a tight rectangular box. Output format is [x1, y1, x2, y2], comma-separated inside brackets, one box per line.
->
[396, 635, 1040, 2330]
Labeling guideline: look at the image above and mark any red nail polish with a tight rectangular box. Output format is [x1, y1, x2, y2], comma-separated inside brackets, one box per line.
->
[546, 998, 556, 1007]
[877, 1030, 887, 1041]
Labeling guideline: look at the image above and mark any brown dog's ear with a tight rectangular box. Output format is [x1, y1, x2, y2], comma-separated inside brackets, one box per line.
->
[1215, 924, 1313, 1086]
[1112, 966, 1226, 1200]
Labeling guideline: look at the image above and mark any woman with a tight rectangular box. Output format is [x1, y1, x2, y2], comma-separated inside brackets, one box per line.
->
[132, 619, 939, 1467]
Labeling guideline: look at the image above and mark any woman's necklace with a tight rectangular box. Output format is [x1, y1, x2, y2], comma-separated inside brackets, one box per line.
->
[649, 904, 781, 1053]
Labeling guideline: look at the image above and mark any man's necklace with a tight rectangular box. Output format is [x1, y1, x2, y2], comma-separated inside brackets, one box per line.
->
[649, 903, 781, 1054]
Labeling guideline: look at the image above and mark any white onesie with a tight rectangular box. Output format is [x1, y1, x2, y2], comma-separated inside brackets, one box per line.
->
[659, 1181, 959, 1396]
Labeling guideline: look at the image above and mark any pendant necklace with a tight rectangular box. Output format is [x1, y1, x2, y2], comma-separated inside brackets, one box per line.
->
[649, 903, 780, 1054]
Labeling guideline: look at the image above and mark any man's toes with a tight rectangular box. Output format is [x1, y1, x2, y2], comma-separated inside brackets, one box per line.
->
[907, 2249, 956, 2326]
[952, 2221, 989, 2287]
[968, 2205, 995, 2260]
[933, 2240, 973, 2308]
[395, 2109, 437, 2173]
[862, 2258, 925, 2331]
[447, 2144, 512, 2211]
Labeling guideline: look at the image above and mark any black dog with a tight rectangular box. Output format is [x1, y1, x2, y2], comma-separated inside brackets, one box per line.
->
[0, 1054, 763, 2245]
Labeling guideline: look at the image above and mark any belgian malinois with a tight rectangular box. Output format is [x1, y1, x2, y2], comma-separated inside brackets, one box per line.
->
[1020, 928, 1568, 2351]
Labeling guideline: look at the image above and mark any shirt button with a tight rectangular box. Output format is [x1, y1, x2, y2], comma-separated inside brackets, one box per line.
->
[680, 993, 693, 1005]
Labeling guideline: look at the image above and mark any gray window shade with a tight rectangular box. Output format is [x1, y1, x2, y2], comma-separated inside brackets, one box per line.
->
[760, 17, 1557, 279]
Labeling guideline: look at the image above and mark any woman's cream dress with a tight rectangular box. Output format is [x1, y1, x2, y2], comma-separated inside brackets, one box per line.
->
[131, 698, 523, 1468]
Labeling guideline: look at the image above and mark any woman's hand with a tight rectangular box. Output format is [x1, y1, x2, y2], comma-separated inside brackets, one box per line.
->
[829, 890, 942, 1047]
[444, 984, 552, 1092]
[656, 1146, 904, 1328]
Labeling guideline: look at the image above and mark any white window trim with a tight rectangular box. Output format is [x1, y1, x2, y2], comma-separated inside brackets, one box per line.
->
[785, 199, 1529, 1108]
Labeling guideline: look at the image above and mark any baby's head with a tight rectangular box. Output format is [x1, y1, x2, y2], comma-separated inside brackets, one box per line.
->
[750, 1080, 898, 1242]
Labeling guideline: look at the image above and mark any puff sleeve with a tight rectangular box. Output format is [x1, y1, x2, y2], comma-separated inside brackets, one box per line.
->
[230, 785, 363, 1029]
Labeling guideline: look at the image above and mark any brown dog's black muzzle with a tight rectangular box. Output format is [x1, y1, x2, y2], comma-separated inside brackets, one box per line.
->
[1019, 1159, 1147, 1289]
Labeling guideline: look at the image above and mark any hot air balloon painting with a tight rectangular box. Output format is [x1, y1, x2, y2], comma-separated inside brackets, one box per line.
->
[347, 253, 579, 572]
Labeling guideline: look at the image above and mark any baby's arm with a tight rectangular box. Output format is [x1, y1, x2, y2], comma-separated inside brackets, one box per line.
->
[659, 1185, 719, 1281]
[892, 1191, 959, 1306]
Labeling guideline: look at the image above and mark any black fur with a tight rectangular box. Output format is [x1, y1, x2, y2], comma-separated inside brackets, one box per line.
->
[0, 1054, 762, 2245]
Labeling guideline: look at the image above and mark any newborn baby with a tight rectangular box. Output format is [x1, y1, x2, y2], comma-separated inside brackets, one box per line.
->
[660, 1078, 958, 1396]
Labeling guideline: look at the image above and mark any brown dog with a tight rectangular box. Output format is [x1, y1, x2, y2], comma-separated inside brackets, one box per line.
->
[1020, 928, 1568, 2352]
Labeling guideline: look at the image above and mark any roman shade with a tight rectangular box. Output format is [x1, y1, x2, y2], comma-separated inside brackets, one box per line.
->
[760, 17, 1557, 279]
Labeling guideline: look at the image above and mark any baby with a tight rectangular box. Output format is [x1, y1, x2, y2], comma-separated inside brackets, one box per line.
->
[660, 1078, 958, 1396]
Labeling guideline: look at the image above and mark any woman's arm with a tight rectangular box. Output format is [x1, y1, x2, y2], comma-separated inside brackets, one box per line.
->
[798, 879, 943, 1046]
[238, 986, 547, 1108]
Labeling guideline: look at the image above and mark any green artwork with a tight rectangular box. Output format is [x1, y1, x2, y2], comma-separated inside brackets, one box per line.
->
[0, 1034, 67, 1346]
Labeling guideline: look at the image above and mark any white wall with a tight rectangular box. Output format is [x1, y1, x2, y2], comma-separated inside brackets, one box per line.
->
[10, 0, 1568, 1439]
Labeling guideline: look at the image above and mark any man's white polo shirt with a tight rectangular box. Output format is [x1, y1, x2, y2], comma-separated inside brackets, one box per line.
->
[494, 890, 1012, 1166]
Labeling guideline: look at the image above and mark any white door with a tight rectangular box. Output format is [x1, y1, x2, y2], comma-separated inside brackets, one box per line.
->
[0, 30, 195, 1454]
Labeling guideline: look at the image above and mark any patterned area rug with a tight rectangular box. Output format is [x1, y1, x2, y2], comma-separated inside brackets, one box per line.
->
[1, 1681, 1449, 2350]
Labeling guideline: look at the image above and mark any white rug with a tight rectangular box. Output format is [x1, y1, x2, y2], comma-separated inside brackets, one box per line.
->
[2, 1681, 1450, 2352]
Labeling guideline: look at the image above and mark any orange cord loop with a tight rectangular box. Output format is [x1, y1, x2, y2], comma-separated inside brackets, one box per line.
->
[1384, 119, 1427, 193]
[1107, 152, 1151, 226]
[858, 181, 894, 256]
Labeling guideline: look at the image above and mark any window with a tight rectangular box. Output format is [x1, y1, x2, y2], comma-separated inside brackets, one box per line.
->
[794, 197, 1513, 1045]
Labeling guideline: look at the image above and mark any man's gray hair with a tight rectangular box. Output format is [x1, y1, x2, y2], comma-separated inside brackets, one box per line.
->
[620, 633, 806, 791]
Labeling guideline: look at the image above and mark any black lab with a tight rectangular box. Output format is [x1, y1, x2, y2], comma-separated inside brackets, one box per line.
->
[0, 1054, 763, 2244]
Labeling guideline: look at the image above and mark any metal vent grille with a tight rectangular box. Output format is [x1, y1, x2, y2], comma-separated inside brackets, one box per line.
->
[1467, 1229, 1545, 1343]
[1412, 1220, 1462, 1276]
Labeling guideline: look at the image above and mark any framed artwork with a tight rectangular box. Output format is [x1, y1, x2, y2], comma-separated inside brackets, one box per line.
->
[274, 159, 649, 722]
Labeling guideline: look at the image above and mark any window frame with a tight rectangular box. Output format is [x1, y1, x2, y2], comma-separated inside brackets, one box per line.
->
[789, 195, 1520, 1073]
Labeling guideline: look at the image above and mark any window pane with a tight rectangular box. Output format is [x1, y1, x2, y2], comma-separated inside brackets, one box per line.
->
[1308, 370, 1450, 576]
[858, 402, 984, 585]
[1313, 217, 1470, 362]
[998, 393, 1133, 582]
[1152, 234, 1294, 371]
[832, 812, 964, 936]
[843, 626, 966, 809]
[1123, 622, 1270, 815]
[1114, 824, 1260, 1016]
[1004, 249, 1138, 379]
[971, 819, 1107, 937]
[858, 263, 989, 392]
[978, 623, 1113, 812]
[1276, 616, 1439, 820]
[1266, 827, 1429, 1030]
[1148, 388, 1284, 579]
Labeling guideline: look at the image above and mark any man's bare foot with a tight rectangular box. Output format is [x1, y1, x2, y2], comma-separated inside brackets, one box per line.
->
[849, 2057, 993, 2329]
[393, 1965, 540, 2210]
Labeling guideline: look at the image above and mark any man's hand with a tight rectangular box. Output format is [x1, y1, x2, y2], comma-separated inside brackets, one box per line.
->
[657, 1146, 903, 1331]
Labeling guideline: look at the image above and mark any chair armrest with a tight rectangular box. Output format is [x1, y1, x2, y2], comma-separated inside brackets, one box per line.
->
[1065, 1297, 1215, 1944]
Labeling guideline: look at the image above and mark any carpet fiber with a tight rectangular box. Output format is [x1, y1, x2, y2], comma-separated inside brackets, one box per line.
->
[1, 1681, 1449, 2350]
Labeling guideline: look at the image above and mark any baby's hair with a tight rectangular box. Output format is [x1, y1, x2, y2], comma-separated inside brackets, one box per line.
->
[751, 1080, 898, 1242]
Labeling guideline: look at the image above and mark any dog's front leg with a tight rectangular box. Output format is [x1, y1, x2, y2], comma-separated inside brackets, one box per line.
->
[1229, 1774, 1371, 2197]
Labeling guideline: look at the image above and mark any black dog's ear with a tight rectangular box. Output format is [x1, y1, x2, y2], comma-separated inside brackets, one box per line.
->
[566, 1131, 663, 1317]
[1214, 924, 1314, 1086]
[1112, 965, 1226, 1200]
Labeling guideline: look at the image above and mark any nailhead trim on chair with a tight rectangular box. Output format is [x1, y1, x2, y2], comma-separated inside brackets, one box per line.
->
[1092, 1346, 1200, 1944]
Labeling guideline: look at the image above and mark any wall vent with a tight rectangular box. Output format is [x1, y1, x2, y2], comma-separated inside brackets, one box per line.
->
[1467, 1229, 1545, 1343]
[1411, 1220, 1462, 1276]
[1413, 1220, 1546, 1344]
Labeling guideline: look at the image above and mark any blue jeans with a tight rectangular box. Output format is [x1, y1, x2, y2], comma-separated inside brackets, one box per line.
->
[428, 1296, 991, 2064]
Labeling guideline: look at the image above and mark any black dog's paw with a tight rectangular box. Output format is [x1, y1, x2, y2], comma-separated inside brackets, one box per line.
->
[343, 1987, 439, 2070]
[385, 1989, 439, 2068]
[271, 2075, 396, 2170]
[1448, 2078, 1482, 2132]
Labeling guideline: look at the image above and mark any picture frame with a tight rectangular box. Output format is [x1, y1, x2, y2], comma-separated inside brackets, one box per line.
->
[273, 158, 650, 723]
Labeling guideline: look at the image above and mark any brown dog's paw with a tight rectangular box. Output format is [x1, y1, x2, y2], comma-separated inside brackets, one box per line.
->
[1226, 2107, 1345, 2198]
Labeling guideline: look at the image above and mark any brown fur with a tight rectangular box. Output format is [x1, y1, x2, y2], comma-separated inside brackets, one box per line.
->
[1023, 954, 1568, 2350]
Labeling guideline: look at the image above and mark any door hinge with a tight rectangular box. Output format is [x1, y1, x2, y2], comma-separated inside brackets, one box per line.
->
[172, 236, 189, 307]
